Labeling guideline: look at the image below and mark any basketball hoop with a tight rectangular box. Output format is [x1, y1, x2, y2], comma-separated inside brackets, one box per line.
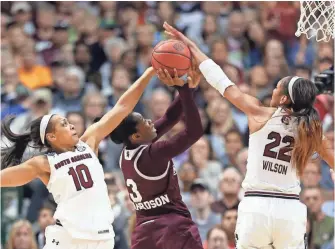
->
[295, 1, 335, 42]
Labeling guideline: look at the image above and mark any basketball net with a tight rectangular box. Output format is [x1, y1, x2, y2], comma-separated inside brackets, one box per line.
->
[295, 1, 335, 42]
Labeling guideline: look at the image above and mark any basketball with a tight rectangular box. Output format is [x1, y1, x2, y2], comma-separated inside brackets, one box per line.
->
[151, 40, 191, 77]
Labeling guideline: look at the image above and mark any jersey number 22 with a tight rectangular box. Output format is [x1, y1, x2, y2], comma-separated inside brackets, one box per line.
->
[68, 164, 94, 191]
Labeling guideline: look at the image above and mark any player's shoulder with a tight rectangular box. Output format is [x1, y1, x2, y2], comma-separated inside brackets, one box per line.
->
[249, 107, 277, 133]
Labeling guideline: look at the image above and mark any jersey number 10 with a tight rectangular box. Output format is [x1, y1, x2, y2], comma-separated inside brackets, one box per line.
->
[68, 164, 94, 191]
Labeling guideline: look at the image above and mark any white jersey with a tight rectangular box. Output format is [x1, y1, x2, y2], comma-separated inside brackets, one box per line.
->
[46, 141, 115, 240]
[242, 108, 301, 195]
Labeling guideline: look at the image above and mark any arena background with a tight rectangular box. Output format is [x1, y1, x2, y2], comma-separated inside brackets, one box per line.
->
[0, 1, 334, 249]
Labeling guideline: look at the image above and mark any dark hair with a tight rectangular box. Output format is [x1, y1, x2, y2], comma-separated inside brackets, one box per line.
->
[206, 225, 226, 240]
[225, 129, 242, 140]
[1, 115, 53, 168]
[282, 77, 323, 176]
[94, 114, 138, 145]
[294, 64, 312, 78]
[39, 202, 56, 215]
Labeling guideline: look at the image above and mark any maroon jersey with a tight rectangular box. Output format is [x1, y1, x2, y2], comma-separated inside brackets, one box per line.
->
[119, 85, 203, 225]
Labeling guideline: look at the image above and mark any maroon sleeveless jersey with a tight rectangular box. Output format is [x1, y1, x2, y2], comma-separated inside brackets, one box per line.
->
[119, 144, 191, 223]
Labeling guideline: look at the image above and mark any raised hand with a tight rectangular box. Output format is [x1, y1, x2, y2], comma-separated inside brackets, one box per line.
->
[157, 68, 185, 87]
[163, 22, 209, 65]
[163, 22, 197, 49]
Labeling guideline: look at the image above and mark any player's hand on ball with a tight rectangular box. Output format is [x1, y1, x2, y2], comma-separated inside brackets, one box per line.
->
[163, 22, 196, 50]
[163, 22, 209, 65]
[157, 68, 184, 87]
[187, 60, 201, 88]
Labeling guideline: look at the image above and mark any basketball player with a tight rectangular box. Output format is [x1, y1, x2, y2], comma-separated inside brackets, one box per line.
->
[163, 22, 334, 248]
[104, 66, 204, 249]
[0, 67, 179, 249]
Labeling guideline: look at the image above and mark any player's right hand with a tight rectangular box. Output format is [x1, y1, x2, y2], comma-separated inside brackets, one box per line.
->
[157, 68, 185, 87]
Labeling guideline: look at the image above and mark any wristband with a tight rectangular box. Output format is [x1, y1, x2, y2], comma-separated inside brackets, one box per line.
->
[199, 59, 235, 95]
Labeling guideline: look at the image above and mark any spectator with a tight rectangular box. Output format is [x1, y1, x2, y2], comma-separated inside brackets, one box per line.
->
[221, 209, 238, 249]
[147, 88, 172, 121]
[10, 2, 35, 36]
[53, 66, 86, 115]
[188, 136, 222, 194]
[294, 64, 312, 80]
[9, 88, 52, 135]
[210, 38, 229, 67]
[302, 187, 334, 249]
[207, 98, 237, 137]
[82, 91, 107, 127]
[74, 41, 102, 89]
[302, 161, 322, 188]
[120, 50, 138, 81]
[211, 168, 241, 214]
[35, 204, 55, 249]
[135, 24, 155, 74]
[206, 225, 228, 249]
[236, 148, 248, 177]
[18, 49, 52, 90]
[189, 179, 221, 242]
[246, 21, 266, 67]
[222, 130, 244, 167]
[34, 3, 56, 52]
[248, 65, 270, 98]
[6, 219, 38, 249]
[1, 65, 30, 119]
[226, 11, 247, 69]
[101, 37, 128, 92]
[41, 21, 69, 66]
[178, 161, 198, 208]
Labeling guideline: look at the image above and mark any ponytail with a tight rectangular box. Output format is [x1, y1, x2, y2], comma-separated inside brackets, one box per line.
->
[282, 76, 322, 176]
[291, 107, 323, 176]
[1, 116, 45, 169]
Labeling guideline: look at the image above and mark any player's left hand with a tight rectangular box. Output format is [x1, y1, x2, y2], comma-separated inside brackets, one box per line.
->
[157, 68, 185, 87]
[187, 59, 201, 88]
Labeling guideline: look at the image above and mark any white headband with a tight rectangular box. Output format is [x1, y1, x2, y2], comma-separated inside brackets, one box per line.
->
[288, 76, 301, 104]
[40, 114, 53, 145]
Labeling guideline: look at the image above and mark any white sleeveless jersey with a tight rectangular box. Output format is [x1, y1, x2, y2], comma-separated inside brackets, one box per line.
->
[46, 141, 115, 240]
[242, 108, 301, 195]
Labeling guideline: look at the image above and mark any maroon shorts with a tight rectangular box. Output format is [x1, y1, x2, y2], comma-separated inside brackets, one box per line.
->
[131, 213, 203, 249]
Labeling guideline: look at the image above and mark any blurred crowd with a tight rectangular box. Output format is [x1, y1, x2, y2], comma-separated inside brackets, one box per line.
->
[1, 1, 334, 249]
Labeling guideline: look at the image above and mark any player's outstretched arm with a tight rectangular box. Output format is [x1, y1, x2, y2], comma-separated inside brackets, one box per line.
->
[0, 156, 50, 187]
[163, 22, 265, 117]
[81, 67, 156, 152]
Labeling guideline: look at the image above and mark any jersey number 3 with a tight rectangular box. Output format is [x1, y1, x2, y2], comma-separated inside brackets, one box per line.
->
[263, 131, 294, 162]
[68, 164, 94, 191]
[126, 179, 142, 202]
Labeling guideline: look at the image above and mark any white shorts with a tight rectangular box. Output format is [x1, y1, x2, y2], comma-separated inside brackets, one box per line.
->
[43, 225, 115, 249]
[235, 193, 307, 249]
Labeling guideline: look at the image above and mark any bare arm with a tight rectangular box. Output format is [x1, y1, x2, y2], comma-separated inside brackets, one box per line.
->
[81, 67, 156, 153]
[319, 138, 334, 169]
[0, 156, 49, 187]
[163, 22, 265, 117]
